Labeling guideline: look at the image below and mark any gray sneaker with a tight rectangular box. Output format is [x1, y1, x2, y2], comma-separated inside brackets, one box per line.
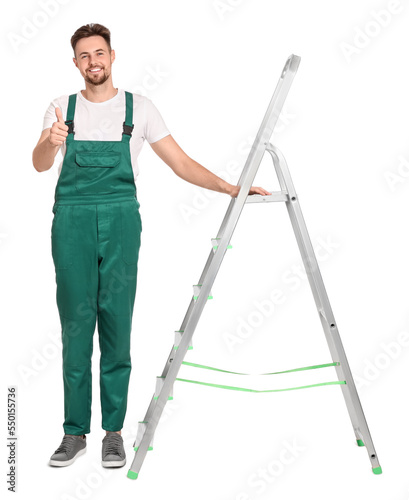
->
[49, 434, 86, 467]
[102, 432, 126, 467]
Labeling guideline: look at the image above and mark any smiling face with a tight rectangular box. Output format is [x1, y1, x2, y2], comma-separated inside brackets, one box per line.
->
[73, 35, 115, 87]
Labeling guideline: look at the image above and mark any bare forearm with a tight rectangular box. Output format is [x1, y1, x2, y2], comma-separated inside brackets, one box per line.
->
[175, 156, 234, 195]
[150, 135, 270, 198]
[32, 132, 60, 172]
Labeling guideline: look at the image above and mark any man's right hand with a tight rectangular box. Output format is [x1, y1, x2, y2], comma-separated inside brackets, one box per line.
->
[48, 107, 69, 146]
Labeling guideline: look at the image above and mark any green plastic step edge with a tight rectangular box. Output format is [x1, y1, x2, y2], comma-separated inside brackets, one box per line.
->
[357, 439, 365, 447]
[127, 470, 138, 480]
[155, 376, 173, 400]
[134, 446, 153, 451]
[213, 244, 233, 250]
[172, 361, 344, 392]
[372, 466, 382, 475]
[181, 360, 340, 376]
[174, 330, 192, 350]
[174, 377, 345, 393]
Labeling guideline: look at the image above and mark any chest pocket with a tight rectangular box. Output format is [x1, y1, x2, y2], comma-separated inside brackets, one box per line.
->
[75, 152, 121, 194]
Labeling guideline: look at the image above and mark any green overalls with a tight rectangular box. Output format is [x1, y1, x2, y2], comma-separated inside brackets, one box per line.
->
[51, 91, 142, 435]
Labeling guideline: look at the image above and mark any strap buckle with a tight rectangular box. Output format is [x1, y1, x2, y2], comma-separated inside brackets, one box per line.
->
[65, 120, 74, 135]
[123, 122, 134, 136]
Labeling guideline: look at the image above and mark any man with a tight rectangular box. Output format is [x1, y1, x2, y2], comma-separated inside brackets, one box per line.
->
[32, 23, 270, 469]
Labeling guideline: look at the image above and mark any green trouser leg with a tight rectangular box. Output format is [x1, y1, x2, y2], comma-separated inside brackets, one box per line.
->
[52, 200, 142, 435]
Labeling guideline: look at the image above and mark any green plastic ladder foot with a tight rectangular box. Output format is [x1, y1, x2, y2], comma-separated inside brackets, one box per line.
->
[372, 466, 382, 475]
[127, 470, 138, 480]
[356, 439, 365, 447]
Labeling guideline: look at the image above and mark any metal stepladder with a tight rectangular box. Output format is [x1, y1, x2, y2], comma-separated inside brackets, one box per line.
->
[128, 54, 382, 479]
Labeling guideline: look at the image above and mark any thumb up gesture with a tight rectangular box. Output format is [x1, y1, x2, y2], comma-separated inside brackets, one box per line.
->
[48, 107, 69, 146]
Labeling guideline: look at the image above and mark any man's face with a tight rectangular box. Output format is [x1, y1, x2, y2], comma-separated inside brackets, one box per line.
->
[73, 35, 115, 86]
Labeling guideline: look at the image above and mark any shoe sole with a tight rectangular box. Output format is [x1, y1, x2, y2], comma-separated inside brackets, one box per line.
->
[49, 447, 86, 467]
[101, 458, 126, 468]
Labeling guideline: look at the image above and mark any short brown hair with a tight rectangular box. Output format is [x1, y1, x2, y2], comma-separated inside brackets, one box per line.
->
[71, 23, 111, 56]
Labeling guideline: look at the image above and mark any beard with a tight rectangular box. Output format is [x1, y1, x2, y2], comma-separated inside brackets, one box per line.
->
[84, 67, 110, 86]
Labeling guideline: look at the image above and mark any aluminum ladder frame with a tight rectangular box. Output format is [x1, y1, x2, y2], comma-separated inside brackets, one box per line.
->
[128, 54, 382, 479]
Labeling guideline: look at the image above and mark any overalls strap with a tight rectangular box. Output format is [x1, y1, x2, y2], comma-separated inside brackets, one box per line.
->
[122, 91, 134, 141]
[64, 91, 133, 142]
[65, 93, 77, 137]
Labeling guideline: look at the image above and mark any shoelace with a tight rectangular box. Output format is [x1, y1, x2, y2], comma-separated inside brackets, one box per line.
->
[104, 434, 123, 456]
[54, 435, 80, 455]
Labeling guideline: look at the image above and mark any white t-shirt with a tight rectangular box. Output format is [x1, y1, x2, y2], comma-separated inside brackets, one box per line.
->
[42, 88, 171, 179]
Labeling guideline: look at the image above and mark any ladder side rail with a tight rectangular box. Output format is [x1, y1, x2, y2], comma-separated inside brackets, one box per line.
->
[179, 297, 196, 332]
[267, 146, 328, 313]
[268, 144, 381, 471]
[213, 197, 236, 243]
[133, 344, 178, 450]
[235, 54, 300, 187]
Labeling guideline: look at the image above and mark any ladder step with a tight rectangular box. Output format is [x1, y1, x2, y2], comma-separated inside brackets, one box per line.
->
[211, 237, 232, 252]
[174, 330, 193, 350]
[193, 284, 213, 300]
[133, 421, 154, 451]
[245, 191, 288, 203]
[154, 376, 173, 400]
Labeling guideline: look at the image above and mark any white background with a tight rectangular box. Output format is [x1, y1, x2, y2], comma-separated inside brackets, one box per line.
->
[1, 0, 408, 499]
